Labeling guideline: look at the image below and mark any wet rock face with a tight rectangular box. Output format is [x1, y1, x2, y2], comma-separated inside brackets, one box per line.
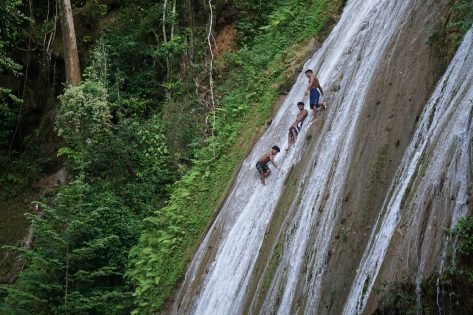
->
[358, 30, 473, 314]
[170, 0, 470, 314]
[316, 1, 452, 313]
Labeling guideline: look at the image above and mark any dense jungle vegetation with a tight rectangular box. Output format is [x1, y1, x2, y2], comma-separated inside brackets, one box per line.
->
[0, 0, 342, 313]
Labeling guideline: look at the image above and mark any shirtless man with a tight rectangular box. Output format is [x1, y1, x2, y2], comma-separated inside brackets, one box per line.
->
[286, 102, 308, 151]
[256, 145, 280, 185]
[304, 69, 327, 120]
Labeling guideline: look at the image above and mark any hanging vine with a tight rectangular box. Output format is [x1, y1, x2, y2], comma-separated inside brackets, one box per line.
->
[207, 0, 216, 158]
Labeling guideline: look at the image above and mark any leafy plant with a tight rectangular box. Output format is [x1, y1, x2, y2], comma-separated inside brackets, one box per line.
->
[0, 87, 21, 150]
[451, 216, 473, 283]
[376, 281, 419, 315]
[128, 0, 338, 312]
[452, 216, 473, 257]
[448, 0, 473, 35]
[1, 179, 140, 314]
[1, 1, 341, 313]
[56, 80, 112, 170]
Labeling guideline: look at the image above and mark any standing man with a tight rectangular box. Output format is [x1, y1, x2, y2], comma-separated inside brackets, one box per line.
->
[305, 69, 327, 120]
[286, 102, 308, 151]
[256, 146, 280, 185]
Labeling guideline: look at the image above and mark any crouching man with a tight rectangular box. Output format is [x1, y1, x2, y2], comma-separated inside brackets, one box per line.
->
[256, 145, 280, 185]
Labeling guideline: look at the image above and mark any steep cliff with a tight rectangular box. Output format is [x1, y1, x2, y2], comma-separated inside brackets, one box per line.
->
[170, 0, 471, 314]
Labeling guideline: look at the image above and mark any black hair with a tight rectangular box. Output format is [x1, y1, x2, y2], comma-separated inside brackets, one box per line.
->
[272, 145, 281, 153]
[305, 69, 313, 74]
[297, 101, 304, 106]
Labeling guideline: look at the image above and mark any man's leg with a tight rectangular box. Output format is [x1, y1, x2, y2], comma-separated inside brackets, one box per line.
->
[293, 130, 298, 144]
[310, 89, 320, 120]
[259, 170, 266, 185]
[312, 106, 318, 120]
[257, 164, 265, 185]
[286, 130, 296, 151]
[291, 128, 298, 146]
[286, 132, 292, 151]
[260, 173, 265, 185]
[263, 168, 272, 180]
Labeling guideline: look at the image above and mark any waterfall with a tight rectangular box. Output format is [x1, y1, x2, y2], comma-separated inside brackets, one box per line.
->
[343, 29, 473, 314]
[172, 0, 471, 314]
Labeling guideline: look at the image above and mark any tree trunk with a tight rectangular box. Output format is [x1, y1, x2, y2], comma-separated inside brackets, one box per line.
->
[162, 0, 168, 43]
[59, 0, 81, 86]
[187, 0, 195, 60]
[170, 0, 176, 40]
[0, 205, 42, 284]
[163, 0, 172, 82]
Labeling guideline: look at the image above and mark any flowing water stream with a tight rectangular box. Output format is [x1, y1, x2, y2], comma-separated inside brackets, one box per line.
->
[343, 28, 473, 314]
[172, 0, 472, 314]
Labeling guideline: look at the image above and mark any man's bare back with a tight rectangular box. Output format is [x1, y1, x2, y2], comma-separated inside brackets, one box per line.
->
[258, 152, 272, 164]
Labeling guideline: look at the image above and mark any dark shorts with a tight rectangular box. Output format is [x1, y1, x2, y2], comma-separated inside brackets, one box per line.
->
[309, 88, 321, 109]
[256, 161, 269, 173]
[288, 126, 299, 136]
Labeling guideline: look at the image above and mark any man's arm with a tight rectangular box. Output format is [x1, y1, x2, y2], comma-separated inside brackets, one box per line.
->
[270, 152, 278, 168]
[315, 77, 324, 96]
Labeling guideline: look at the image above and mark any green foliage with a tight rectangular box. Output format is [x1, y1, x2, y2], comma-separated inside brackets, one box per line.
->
[0, 0, 26, 75]
[54, 44, 176, 210]
[2, 0, 338, 313]
[128, 0, 335, 312]
[452, 216, 473, 257]
[0, 87, 21, 150]
[376, 281, 419, 315]
[1, 26, 177, 310]
[0, 0, 26, 154]
[0, 124, 57, 202]
[57, 81, 112, 149]
[101, 29, 158, 104]
[1, 179, 140, 314]
[55, 80, 112, 173]
[0, 154, 41, 200]
[449, 0, 473, 35]
[451, 216, 473, 284]
[98, 2, 183, 104]
[152, 35, 187, 60]
[115, 115, 175, 198]
[232, 0, 278, 42]
[262, 240, 284, 294]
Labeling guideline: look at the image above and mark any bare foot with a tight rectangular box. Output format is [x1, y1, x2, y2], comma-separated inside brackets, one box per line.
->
[323, 101, 328, 111]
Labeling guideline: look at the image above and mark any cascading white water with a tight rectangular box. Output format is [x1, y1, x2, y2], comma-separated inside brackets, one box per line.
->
[173, 0, 425, 313]
[172, 0, 470, 314]
[343, 29, 473, 314]
[257, 1, 423, 312]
